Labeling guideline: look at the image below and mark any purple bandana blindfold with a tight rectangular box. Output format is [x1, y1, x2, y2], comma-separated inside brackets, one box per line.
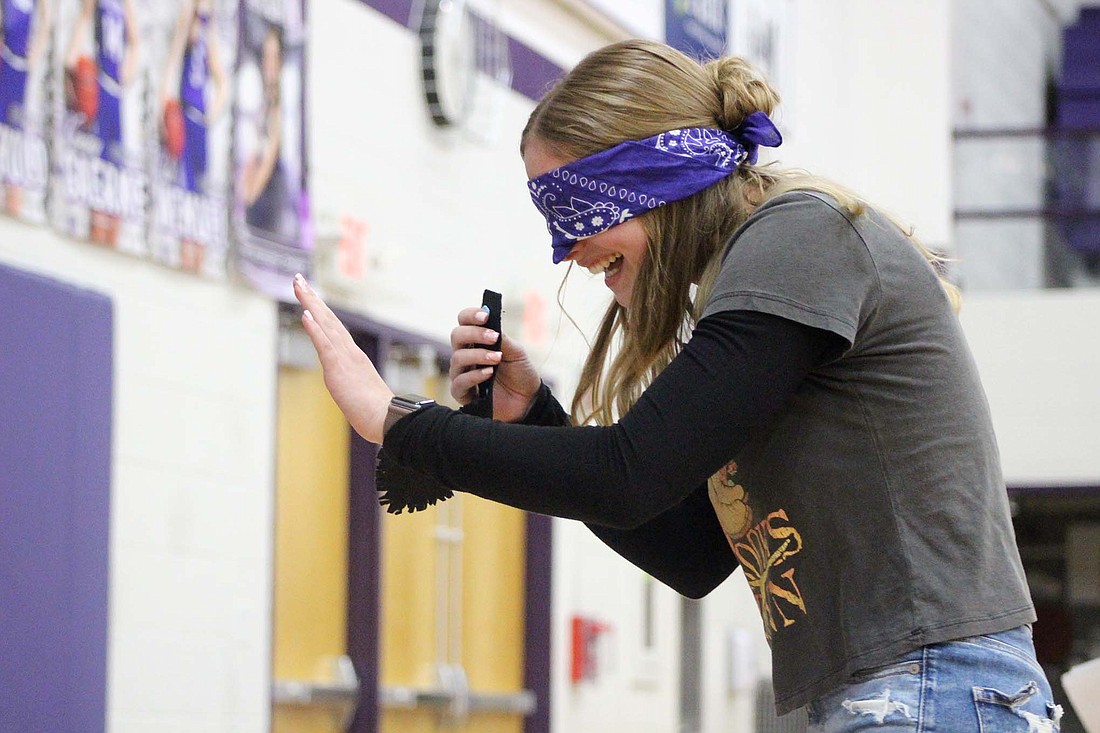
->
[527, 111, 783, 263]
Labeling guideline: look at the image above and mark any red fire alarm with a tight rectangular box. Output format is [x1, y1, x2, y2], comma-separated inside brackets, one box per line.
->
[571, 615, 611, 684]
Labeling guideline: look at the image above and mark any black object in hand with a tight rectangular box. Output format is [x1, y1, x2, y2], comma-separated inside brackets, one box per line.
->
[464, 289, 502, 418]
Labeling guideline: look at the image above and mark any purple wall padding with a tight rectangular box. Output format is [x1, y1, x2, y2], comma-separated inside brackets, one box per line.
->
[0, 263, 113, 733]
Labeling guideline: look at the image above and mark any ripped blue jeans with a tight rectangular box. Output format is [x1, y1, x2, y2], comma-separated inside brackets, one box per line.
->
[805, 626, 1063, 732]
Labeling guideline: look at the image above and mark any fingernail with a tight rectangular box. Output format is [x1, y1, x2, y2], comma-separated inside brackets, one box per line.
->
[485, 330, 499, 342]
[303, 309, 314, 322]
[487, 351, 502, 362]
[481, 367, 494, 376]
[474, 309, 488, 323]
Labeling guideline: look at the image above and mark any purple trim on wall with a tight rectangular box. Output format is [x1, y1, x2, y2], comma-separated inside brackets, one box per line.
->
[338, 306, 446, 733]
[0, 263, 112, 733]
[362, 0, 411, 27]
[523, 513, 553, 733]
[1008, 484, 1100, 496]
[357, 0, 565, 101]
[507, 36, 566, 102]
[347, 402, 381, 733]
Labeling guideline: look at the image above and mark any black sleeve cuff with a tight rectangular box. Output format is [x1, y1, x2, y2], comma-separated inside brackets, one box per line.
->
[376, 442, 455, 514]
[378, 383, 568, 514]
[518, 382, 572, 427]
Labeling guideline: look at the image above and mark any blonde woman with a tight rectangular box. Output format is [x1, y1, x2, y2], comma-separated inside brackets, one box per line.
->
[294, 40, 1060, 731]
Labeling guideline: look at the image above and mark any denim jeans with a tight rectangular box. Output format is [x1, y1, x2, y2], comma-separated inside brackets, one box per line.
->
[805, 626, 1063, 732]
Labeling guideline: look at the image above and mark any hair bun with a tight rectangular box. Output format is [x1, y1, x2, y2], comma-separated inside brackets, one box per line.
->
[703, 56, 780, 132]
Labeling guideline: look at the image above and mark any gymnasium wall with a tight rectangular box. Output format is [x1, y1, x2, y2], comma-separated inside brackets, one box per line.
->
[1, 2, 1095, 733]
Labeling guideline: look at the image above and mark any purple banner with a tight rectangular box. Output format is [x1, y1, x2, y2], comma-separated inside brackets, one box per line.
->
[51, 0, 151, 254]
[147, 0, 238, 277]
[232, 0, 311, 300]
[0, 0, 52, 224]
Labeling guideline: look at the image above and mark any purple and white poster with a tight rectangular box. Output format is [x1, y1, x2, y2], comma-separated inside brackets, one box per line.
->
[51, 0, 151, 255]
[0, 0, 52, 225]
[232, 0, 310, 298]
[147, 0, 237, 277]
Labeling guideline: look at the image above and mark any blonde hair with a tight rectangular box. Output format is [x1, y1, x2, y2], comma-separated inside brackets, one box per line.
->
[522, 39, 958, 426]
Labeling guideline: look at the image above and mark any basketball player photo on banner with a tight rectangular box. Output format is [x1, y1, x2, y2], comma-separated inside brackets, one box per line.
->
[232, 0, 310, 298]
[0, 0, 52, 225]
[147, 0, 237, 277]
[52, 0, 150, 255]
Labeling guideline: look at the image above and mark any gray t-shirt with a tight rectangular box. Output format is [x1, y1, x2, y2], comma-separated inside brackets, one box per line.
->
[701, 191, 1034, 713]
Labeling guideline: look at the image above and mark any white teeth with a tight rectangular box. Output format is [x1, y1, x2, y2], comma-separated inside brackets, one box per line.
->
[587, 253, 622, 275]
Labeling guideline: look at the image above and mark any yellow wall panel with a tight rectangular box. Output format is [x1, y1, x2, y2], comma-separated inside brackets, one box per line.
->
[462, 497, 527, 694]
[273, 365, 351, 733]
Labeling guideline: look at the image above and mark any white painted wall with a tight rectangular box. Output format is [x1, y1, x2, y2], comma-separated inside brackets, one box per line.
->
[780, 0, 953, 247]
[960, 291, 1100, 486]
[550, 528, 681, 732]
[0, 223, 277, 733]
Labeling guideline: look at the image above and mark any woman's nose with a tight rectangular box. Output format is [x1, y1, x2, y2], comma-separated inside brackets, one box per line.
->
[562, 240, 589, 263]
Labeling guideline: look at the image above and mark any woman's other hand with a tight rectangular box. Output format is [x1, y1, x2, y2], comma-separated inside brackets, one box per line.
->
[293, 274, 393, 444]
[449, 306, 541, 422]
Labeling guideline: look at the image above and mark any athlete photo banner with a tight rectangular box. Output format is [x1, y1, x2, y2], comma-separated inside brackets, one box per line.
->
[147, 0, 237, 277]
[51, 0, 151, 255]
[232, 0, 310, 299]
[0, 0, 52, 225]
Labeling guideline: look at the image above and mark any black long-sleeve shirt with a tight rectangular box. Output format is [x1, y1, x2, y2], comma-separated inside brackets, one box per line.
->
[383, 309, 841, 597]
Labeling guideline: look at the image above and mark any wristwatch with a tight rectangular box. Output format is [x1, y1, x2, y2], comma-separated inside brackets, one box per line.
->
[384, 393, 437, 437]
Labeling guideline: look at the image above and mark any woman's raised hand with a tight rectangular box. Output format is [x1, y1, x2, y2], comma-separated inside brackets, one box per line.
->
[449, 306, 541, 423]
[293, 274, 393, 444]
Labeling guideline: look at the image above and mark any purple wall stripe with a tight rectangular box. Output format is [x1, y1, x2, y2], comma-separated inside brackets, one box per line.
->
[362, 0, 412, 27]
[358, 0, 566, 102]
[507, 36, 566, 102]
[338, 306, 437, 733]
[347, 410, 382, 733]
[0, 263, 112, 733]
[523, 513, 553, 733]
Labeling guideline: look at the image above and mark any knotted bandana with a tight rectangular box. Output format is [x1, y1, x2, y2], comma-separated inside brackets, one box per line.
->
[527, 111, 782, 263]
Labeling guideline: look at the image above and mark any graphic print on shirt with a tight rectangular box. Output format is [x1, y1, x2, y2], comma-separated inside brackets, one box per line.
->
[708, 460, 807, 640]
